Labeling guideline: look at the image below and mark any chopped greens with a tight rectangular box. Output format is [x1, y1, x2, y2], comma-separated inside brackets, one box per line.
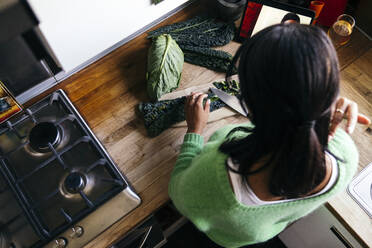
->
[138, 80, 240, 137]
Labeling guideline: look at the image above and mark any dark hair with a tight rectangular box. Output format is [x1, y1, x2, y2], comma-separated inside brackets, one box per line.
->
[221, 24, 340, 198]
[281, 13, 301, 23]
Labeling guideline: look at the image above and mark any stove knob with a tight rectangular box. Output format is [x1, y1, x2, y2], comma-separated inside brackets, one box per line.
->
[69, 226, 84, 239]
[52, 238, 67, 248]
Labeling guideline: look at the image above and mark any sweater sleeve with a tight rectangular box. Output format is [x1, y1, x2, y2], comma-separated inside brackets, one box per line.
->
[168, 133, 204, 198]
[328, 128, 359, 183]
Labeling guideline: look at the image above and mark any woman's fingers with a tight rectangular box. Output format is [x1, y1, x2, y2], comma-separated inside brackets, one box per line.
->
[185, 92, 207, 114]
[329, 97, 371, 140]
[188, 92, 208, 109]
[204, 99, 211, 112]
[191, 92, 202, 103]
[196, 94, 207, 108]
[186, 92, 192, 105]
[329, 99, 346, 137]
[333, 98, 347, 123]
[187, 92, 201, 106]
[184, 92, 210, 135]
[345, 102, 358, 133]
[329, 97, 351, 138]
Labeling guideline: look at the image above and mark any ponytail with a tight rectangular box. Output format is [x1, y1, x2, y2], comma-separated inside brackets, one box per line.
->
[269, 121, 326, 198]
[221, 114, 330, 198]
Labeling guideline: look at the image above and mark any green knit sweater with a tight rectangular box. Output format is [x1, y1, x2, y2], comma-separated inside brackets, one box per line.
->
[168, 123, 358, 248]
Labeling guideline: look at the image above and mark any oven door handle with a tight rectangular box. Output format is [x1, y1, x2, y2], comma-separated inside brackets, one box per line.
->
[111, 215, 165, 248]
[138, 226, 152, 248]
[330, 226, 353, 248]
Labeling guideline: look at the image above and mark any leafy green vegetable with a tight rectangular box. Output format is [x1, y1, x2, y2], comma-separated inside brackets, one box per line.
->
[146, 34, 184, 101]
[213, 80, 240, 94]
[139, 97, 186, 137]
[148, 16, 210, 38]
[148, 16, 235, 48]
[138, 80, 240, 137]
[171, 24, 235, 48]
[180, 45, 237, 73]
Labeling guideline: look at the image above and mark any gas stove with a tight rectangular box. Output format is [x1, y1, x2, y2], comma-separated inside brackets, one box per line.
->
[0, 90, 141, 248]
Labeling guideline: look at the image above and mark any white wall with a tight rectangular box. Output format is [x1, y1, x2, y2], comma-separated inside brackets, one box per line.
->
[27, 0, 189, 72]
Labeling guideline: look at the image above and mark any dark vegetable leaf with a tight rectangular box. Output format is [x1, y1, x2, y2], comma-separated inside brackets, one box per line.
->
[138, 80, 240, 137]
[180, 45, 237, 73]
[139, 97, 186, 137]
[181, 45, 233, 60]
[146, 34, 184, 101]
[148, 16, 235, 48]
[148, 16, 211, 38]
[213, 80, 240, 94]
[171, 23, 235, 47]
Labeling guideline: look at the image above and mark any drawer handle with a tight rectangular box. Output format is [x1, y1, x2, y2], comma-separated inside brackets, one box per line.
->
[330, 226, 353, 248]
[139, 226, 152, 248]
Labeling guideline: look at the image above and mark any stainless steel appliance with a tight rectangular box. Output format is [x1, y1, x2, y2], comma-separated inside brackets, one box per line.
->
[0, 90, 141, 248]
[348, 162, 372, 218]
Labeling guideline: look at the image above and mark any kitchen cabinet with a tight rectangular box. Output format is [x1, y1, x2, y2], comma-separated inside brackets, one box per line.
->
[279, 205, 363, 248]
[26, 0, 190, 74]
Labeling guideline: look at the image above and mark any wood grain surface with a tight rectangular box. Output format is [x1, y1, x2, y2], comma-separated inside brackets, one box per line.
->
[29, 2, 372, 247]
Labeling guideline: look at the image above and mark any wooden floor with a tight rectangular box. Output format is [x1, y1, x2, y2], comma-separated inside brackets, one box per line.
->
[31, 2, 372, 247]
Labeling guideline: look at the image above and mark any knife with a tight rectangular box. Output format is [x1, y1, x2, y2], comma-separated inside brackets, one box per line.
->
[210, 87, 247, 117]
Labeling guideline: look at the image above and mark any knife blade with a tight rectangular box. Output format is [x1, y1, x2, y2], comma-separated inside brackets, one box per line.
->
[210, 88, 247, 117]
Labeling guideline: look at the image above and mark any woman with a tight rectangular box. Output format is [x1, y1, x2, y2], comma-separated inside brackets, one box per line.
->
[168, 24, 370, 247]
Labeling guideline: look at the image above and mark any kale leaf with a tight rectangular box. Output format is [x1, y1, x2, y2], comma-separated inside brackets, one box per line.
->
[148, 16, 235, 48]
[148, 16, 211, 38]
[181, 45, 237, 73]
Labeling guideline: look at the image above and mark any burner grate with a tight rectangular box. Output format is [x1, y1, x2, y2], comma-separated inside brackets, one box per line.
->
[16, 136, 90, 183]
[0, 90, 129, 246]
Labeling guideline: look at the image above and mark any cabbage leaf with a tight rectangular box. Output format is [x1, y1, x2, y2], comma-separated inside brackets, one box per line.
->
[146, 34, 184, 101]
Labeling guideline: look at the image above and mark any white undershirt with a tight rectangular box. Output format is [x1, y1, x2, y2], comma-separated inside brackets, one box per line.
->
[227, 153, 338, 205]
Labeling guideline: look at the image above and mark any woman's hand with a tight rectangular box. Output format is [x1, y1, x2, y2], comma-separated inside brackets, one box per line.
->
[185, 92, 210, 135]
[329, 97, 370, 139]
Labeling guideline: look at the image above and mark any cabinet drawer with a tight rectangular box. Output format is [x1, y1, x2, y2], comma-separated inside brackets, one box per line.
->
[279, 206, 363, 248]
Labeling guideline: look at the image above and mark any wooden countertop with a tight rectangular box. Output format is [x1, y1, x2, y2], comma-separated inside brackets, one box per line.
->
[32, 2, 372, 247]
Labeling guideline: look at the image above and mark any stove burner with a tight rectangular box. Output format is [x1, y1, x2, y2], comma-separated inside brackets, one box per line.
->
[64, 172, 86, 194]
[29, 122, 60, 152]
